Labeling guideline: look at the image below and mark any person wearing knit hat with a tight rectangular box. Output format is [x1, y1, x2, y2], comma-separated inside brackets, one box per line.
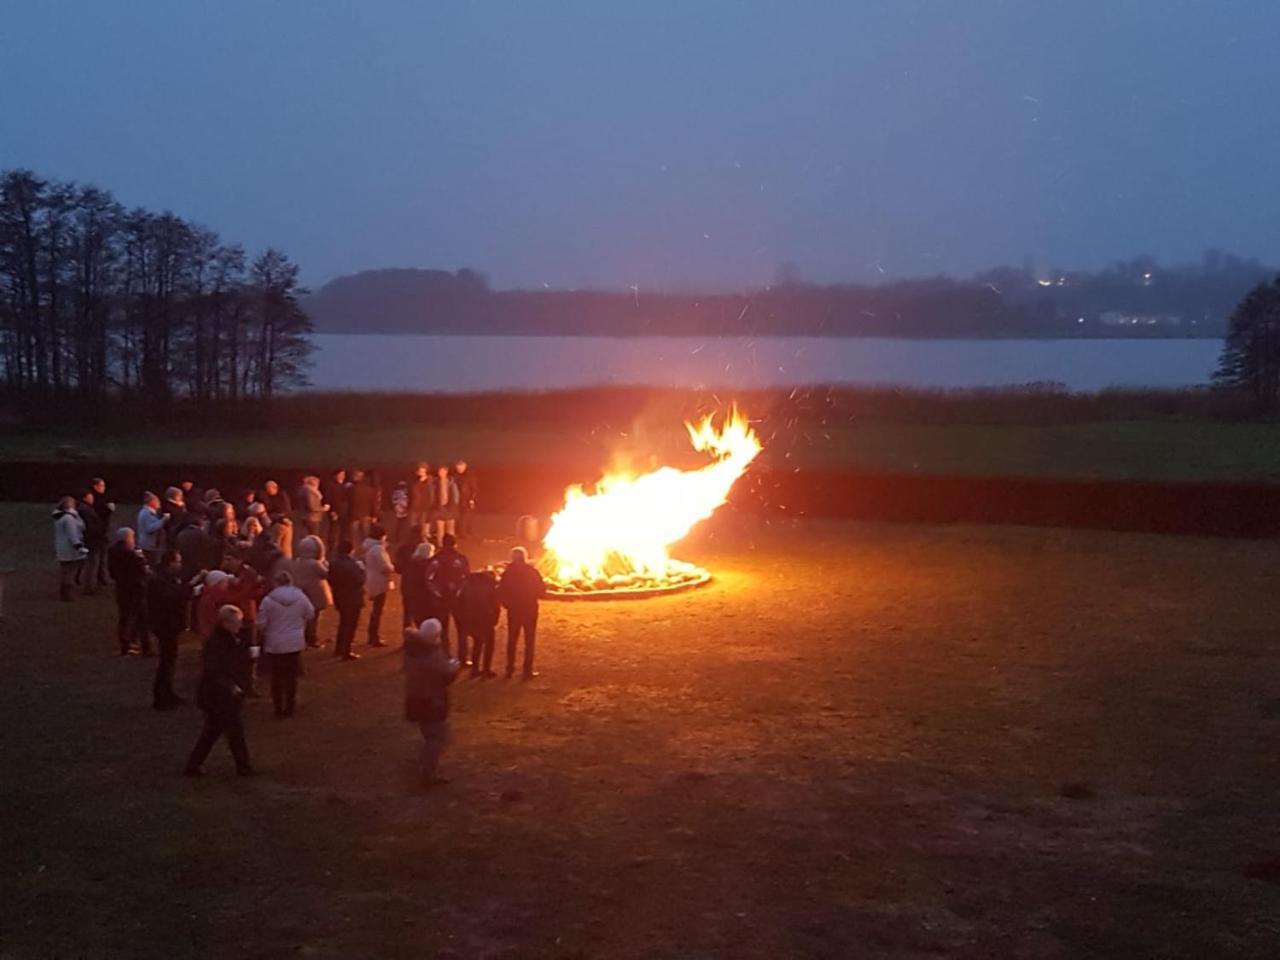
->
[403, 618, 461, 789]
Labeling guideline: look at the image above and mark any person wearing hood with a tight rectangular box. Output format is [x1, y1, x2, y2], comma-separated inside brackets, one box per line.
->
[291, 534, 332, 648]
[136, 492, 169, 565]
[362, 524, 395, 648]
[185, 604, 255, 777]
[90, 478, 115, 587]
[107, 527, 150, 655]
[456, 569, 500, 678]
[77, 489, 108, 596]
[257, 571, 315, 718]
[147, 550, 192, 710]
[403, 618, 461, 789]
[499, 546, 547, 679]
[53, 496, 89, 601]
[329, 540, 365, 660]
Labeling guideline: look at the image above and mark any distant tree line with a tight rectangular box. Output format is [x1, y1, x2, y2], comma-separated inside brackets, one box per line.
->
[304, 253, 1273, 339]
[0, 168, 313, 408]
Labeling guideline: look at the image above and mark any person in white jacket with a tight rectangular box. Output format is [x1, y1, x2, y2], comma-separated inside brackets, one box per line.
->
[52, 496, 89, 601]
[136, 492, 168, 565]
[256, 571, 315, 717]
[362, 524, 395, 648]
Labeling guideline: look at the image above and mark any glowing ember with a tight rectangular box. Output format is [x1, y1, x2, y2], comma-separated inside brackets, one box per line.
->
[541, 407, 762, 597]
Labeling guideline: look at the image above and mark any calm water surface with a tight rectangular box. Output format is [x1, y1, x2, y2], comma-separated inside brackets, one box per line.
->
[309, 335, 1222, 393]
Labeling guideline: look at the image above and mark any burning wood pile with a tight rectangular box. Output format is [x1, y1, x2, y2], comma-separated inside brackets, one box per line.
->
[538, 407, 761, 599]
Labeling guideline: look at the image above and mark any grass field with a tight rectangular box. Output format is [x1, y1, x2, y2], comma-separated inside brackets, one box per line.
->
[8, 417, 1280, 482]
[3, 504, 1279, 957]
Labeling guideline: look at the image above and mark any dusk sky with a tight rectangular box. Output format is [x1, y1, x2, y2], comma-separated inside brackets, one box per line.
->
[5, 1, 1279, 290]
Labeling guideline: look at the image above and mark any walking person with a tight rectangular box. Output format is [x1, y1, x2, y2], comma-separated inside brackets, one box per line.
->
[185, 604, 255, 777]
[428, 465, 460, 544]
[136, 492, 169, 566]
[107, 528, 151, 655]
[329, 540, 365, 661]
[424, 533, 470, 659]
[498, 546, 547, 679]
[53, 496, 88, 601]
[291, 534, 332, 648]
[78, 490, 108, 595]
[257, 571, 315, 718]
[90, 478, 115, 587]
[147, 550, 191, 710]
[456, 569, 500, 678]
[362, 524, 395, 648]
[454, 461, 477, 539]
[403, 618, 461, 790]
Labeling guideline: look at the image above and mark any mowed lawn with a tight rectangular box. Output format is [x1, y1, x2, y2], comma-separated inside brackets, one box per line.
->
[7, 417, 1280, 481]
[3, 504, 1280, 958]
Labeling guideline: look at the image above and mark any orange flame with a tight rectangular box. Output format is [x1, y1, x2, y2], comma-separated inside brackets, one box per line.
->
[542, 407, 762, 587]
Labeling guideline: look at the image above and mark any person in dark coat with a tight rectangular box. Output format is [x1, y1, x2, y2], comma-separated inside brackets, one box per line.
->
[107, 528, 151, 656]
[185, 604, 255, 777]
[162, 486, 193, 539]
[454, 461, 478, 538]
[400, 541, 436, 629]
[180, 480, 204, 519]
[424, 534, 470, 660]
[147, 550, 191, 709]
[328, 540, 365, 661]
[456, 569, 500, 678]
[78, 489, 109, 595]
[498, 546, 547, 679]
[235, 489, 258, 522]
[176, 516, 212, 583]
[395, 528, 428, 629]
[408, 463, 432, 539]
[260, 479, 292, 522]
[322, 468, 349, 554]
[90, 477, 115, 587]
[403, 618, 460, 789]
[348, 469, 381, 543]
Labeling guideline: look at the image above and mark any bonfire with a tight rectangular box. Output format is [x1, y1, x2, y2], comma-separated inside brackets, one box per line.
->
[540, 407, 762, 598]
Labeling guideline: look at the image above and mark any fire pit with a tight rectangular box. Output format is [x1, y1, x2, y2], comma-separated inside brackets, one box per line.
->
[537, 407, 760, 600]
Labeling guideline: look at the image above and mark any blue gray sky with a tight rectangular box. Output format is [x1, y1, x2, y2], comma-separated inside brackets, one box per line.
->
[4, 1, 1278, 290]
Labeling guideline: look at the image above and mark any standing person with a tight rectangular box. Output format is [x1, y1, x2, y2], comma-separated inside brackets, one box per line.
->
[348, 469, 380, 543]
[454, 461, 477, 539]
[394, 527, 428, 629]
[322, 468, 349, 555]
[147, 550, 191, 710]
[456, 569, 500, 678]
[402, 618, 461, 790]
[297, 475, 328, 537]
[77, 490, 108, 595]
[260, 480, 293, 557]
[329, 540, 365, 661]
[498, 546, 547, 679]
[428, 465, 460, 544]
[53, 496, 88, 601]
[424, 533, 470, 659]
[290, 534, 332, 648]
[185, 604, 255, 777]
[209, 517, 243, 571]
[162, 487, 192, 538]
[180, 479, 204, 519]
[90, 478, 115, 587]
[176, 515, 212, 584]
[245, 520, 286, 583]
[408, 463, 432, 539]
[391, 480, 410, 546]
[107, 528, 151, 655]
[257, 571, 315, 718]
[362, 524, 395, 648]
[136, 492, 169, 566]
[236, 489, 258, 522]
[401, 541, 436, 629]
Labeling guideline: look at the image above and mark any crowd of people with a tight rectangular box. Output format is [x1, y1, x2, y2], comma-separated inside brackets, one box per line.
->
[50, 462, 547, 788]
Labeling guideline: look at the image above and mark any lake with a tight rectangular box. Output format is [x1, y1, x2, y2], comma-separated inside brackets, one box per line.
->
[308, 335, 1223, 393]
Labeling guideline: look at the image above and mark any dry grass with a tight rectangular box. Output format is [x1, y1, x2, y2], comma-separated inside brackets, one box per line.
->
[2, 505, 1280, 958]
